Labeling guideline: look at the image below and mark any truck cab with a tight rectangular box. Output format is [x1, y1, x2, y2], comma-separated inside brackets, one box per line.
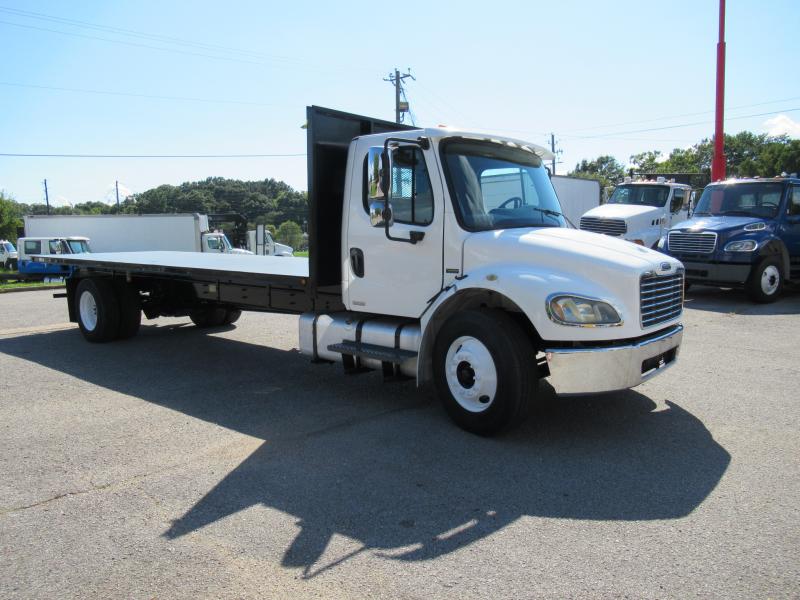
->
[580, 178, 693, 248]
[1, 240, 18, 269]
[17, 236, 91, 275]
[202, 232, 253, 255]
[661, 176, 800, 302]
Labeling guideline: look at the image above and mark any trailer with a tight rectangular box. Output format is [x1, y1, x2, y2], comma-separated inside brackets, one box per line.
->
[24, 213, 251, 254]
[39, 105, 685, 435]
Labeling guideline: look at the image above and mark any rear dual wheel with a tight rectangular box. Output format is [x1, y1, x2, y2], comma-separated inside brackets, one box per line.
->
[76, 278, 141, 342]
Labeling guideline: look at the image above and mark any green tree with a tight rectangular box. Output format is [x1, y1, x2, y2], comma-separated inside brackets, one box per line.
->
[569, 155, 626, 190]
[0, 192, 24, 242]
[276, 220, 303, 249]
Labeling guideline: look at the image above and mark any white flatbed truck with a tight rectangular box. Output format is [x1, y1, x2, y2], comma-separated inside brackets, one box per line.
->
[38, 106, 685, 435]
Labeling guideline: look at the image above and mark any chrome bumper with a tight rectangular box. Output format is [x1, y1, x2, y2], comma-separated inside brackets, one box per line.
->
[544, 324, 683, 395]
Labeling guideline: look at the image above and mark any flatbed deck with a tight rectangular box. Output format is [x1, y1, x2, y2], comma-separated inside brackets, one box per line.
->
[34, 251, 346, 314]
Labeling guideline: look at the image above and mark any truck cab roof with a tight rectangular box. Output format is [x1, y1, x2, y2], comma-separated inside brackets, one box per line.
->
[356, 127, 555, 161]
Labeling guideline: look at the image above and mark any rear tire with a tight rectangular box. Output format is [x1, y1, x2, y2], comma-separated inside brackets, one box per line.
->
[189, 305, 228, 328]
[433, 309, 538, 435]
[223, 308, 241, 324]
[76, 278, 121, 343]
[746, 257, 783, 303]
[116, 283, 141, 339]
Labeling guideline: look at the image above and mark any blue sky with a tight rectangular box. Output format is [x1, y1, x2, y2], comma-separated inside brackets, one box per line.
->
[1, 0, 799, 206]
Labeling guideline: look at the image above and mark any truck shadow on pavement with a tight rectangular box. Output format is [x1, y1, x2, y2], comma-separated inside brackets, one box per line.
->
[0, 323, 731, 577]
[685, 285, 800, 315]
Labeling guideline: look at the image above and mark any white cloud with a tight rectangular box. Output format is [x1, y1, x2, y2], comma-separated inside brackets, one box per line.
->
[103, 182, 134, 205]
[52, 195, 72, 207]
[763, 114, 800, 138]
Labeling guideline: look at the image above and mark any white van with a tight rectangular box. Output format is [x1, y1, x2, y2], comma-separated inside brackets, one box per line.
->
[1, 240, 18, 269]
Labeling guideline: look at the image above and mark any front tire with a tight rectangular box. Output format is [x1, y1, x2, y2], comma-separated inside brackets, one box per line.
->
[747, 257, 783, 303]
[76, 278, 121, 343]
[433, 309, 538, 435]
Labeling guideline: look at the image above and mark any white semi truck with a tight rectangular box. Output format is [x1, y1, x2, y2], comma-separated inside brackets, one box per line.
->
[24, 213, 252, 255]
[38, 106, 685, 435]
[247, 226, 294, 256]
[579, 177, 693, 247]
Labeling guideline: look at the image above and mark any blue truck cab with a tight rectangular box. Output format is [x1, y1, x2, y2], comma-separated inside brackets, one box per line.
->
[660, 176, 800, 302]
[17, 236, 91, 277]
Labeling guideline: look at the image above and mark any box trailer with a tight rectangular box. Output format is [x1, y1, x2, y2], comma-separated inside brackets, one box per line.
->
[24, 213, 251, 254]
[39, 106, 685, 435]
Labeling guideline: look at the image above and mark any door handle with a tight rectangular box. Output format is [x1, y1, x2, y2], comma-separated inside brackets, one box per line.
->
[350, 248, 364, 278]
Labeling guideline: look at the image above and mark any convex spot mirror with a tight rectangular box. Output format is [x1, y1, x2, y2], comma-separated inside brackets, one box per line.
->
[367, 146, 393, 228]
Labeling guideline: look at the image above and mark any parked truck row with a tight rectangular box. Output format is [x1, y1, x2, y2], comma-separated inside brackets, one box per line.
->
[37, 106, 685, 435]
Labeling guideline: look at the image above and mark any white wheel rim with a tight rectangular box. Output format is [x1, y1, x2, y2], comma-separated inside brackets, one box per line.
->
[79, 290, 98, 331]
[445, 336, 498, 413]
[761, 265, 780, 295]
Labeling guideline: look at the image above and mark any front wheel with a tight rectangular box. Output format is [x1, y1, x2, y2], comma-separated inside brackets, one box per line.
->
[747, 257, 783, 303]
[433, 309, 538, 435]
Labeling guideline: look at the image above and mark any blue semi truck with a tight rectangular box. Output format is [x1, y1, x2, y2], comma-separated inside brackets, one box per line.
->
[659, 176, 799, 302]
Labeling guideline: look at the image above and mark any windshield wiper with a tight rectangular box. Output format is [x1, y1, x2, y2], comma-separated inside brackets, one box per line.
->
[720, 210, 756, 216]
[531, 207, 563, 218]
[693, 211, 712, 216]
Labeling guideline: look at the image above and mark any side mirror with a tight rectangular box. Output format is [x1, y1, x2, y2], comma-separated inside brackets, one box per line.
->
[366, 146, 388, 202]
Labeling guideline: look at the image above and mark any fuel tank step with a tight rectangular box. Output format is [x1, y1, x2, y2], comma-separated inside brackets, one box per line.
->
[328, 341, 418, 364]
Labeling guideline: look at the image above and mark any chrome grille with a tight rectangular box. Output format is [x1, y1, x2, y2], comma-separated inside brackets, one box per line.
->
[580, 217, 627, 236]
[640, 271, 684, 328]
[668, 231, 717, 254]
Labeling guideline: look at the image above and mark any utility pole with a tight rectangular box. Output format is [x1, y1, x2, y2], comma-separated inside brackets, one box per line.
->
[384, 68, 415, 124]
[711, 0, 726, 181]
[43, 179, 50, 214]
[550, 133, 556, 175]
[115, 180, 120, 210]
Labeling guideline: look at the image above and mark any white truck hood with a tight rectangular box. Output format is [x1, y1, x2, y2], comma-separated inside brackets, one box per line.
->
[582, 203, 661, 220]
[463, 226, 672, 274]
[461, 227, 683, 341]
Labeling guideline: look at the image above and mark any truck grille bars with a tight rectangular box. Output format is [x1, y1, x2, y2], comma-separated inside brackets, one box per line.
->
[579, 217, 627, 236]
[668, 231, 717, 254]
[640, 271, 684, 328]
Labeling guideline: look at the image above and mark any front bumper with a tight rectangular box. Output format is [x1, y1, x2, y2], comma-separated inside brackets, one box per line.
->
[544, 324, 683, 395]
[679, 260, 752, 284]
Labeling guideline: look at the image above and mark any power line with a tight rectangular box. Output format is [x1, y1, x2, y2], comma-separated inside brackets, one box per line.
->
[560, 95, 800, 134]
[0, 81, 286, 107]
[0, 153, 306, 158]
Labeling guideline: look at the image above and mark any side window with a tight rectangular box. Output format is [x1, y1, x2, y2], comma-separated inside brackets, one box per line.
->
[207, 237, 220, 250]
[789, 185, 800, 216]
[671, 188, 685, 213]
[24, 240, 42, 254]
[389, 147, 434, 225]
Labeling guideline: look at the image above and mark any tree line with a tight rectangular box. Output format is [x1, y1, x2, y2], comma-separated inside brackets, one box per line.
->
[0, 177, 309, 247]
[568, 132, 800, 190]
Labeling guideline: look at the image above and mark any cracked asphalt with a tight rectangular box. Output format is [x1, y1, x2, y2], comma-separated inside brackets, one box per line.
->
[1, 287, 798, 599]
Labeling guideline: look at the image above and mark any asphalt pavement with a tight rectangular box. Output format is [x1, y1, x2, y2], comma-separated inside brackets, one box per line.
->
[0, 286, 798, 599]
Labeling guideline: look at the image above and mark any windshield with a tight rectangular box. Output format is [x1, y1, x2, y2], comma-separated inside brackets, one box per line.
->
[441, 140, 565, 231]
[222, 235, 233, 250]
[3, 242, 15, 252]
[693, 182, 784, 218]
[67, 240, 91, 253]
[608, 184, 670, 208]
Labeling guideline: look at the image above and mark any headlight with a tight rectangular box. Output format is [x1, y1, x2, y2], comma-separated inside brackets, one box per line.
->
[724, 239, 757, 252]
[744, 222, 766, 231]
[547, 295, 622, 326]
[657, 235, 666, 249]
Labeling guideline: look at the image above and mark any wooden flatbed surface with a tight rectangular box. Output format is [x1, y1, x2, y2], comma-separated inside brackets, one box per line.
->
[36, 251, 310, 280]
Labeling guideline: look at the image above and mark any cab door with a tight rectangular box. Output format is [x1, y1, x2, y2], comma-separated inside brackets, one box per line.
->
[780, 184, 800, 279]
[666, 187, 689, 228]
[344, 141, 444, 318]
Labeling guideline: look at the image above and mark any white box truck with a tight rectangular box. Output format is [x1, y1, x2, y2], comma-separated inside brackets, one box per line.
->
[24, 213, 252, 254]
[247, 225, 294, 256]
[39, 106, 685, 435]
[579, 177, 693, 248]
